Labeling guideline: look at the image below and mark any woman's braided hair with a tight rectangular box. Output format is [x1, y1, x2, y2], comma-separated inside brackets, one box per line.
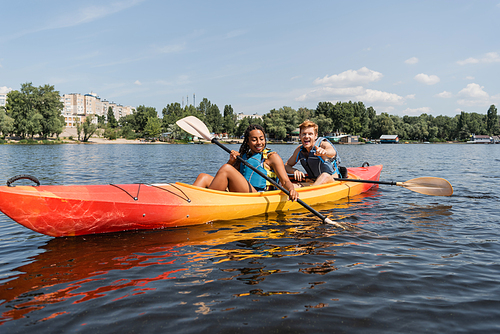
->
[234, 124, 266, 170]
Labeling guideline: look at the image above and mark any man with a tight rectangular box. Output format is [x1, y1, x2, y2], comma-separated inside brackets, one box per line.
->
[285, 120, 340, 186]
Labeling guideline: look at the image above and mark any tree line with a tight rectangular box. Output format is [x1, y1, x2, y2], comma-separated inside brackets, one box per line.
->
[1, 82, 499, 142]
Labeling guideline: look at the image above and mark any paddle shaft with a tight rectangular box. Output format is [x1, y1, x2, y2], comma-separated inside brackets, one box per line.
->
[334, 178, 397, 186]
[211, 138, 330, 223]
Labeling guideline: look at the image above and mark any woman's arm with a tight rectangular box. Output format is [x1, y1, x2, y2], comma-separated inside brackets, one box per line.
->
[268, 153, 299, 201]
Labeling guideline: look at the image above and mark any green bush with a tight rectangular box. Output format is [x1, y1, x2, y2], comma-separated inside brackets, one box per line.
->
[104, 127, 118, 140]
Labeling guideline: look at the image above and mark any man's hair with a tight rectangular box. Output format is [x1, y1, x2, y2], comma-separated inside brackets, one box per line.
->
[299, 120, 318, 134]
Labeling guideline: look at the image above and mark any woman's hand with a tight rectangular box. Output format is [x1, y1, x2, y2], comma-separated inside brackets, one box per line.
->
[287, 186, 299, 201]
[228, 150, 240, 165]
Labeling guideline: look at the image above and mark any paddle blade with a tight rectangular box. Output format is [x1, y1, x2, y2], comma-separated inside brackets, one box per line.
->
[176, 116, 213, 141]
[398, 177, 453, 196]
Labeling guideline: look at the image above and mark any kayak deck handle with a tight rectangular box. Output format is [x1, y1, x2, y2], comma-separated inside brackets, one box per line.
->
[7, 174, 41, 187]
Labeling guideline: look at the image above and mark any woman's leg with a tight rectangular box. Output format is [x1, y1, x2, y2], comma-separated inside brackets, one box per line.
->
[209, 164, 256, 193]
[193, 173, 214, 188]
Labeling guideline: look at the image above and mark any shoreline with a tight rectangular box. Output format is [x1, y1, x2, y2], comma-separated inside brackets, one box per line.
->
[0, 127, 468, 145]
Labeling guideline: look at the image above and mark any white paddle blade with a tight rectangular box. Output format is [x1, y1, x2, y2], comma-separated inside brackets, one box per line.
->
[399, 177, 453, 196]
[176, 116, 213, 141]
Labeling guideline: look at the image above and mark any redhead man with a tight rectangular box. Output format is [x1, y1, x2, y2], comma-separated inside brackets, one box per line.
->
[285, 120, 340, 186]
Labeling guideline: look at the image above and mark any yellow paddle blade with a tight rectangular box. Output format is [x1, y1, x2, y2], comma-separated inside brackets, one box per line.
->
[397, 177, 453, 196]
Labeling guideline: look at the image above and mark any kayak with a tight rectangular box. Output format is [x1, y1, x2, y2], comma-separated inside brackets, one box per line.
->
[0, 164, 382, 237]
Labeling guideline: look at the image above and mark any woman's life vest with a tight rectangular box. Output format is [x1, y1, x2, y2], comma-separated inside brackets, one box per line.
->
[296, 137, 340, 179]
[240, 148, 278, 191]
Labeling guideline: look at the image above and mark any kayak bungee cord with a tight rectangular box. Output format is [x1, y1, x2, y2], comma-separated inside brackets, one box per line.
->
[151, 183, 191, 203]
[110, 184, 142, 201]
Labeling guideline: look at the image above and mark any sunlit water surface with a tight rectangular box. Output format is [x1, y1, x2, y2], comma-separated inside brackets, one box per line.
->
[0, 143, 499, 333]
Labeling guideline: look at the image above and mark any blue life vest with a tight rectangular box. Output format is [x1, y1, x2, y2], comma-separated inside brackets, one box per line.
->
[240, 148, 278, 191]
[296, 137, 340, 179]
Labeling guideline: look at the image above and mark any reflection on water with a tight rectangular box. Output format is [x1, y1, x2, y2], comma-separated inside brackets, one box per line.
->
[1, 144, 499, 332]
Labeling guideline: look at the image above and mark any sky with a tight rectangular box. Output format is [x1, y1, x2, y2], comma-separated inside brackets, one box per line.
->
[1, 0, 500, 118]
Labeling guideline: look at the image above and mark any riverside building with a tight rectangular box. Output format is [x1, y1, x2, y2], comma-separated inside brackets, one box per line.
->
[60, 92, 135, 127]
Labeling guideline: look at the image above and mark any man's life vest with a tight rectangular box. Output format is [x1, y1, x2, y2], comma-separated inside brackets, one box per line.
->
[240, 148, 278, 191]
[296, 137, 340, 179]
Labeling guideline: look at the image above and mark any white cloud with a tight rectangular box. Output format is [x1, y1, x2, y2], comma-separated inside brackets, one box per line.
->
[459, 83, 489, 98]
[402, 107, 432, 115]
[457, 57, 479, 66]
[436, 91, 453, 98]
[134, 80, 142, 85]
[405, 57, 419, 64]
[414, 73, 440, 85]
[0, 86, 13, 94]
[296, 86, 404, 105]
[406, 94, 416, 99]
[358, 89, 405, 104]
[457, 83, 490, 106]
[313, 67, 383, 86]
[465, 76, 475, 80]
[296, 86, 365, 101]
[457, 52, 500, 65]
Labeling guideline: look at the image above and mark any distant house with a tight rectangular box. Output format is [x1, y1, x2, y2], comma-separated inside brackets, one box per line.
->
[380, 135, 399, 144]
[467, 134, 492, 144]
[493, 136, 500, 144]
[339, 135, 359, 144]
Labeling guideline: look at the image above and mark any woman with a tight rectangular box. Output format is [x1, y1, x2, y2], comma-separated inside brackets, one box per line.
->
[193, 124, 298, 201]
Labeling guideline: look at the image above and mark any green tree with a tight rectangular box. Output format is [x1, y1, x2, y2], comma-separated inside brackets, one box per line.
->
[297, 107, 313, 123]
[236, 117, 251, 137]
[162, 102, 184, 129]
[134, 105, 157, 134]
[370, 113, 395, 139]
[204, 101, 223, 134]
[82, 115, 98, 142]
[6, 83, 63, 139]
[119, 114, 135, 129]
[97, 115, 106, 128]
[0, 109, 14, 138]
[107, 107, 118, 128]
[223, 105, 236, 136]
[487, 104, 499, 135]
[263, 106, 298, 140]
[37, 84, 64, 139]
[311, 113, 333, 136]
[6, 83, 40, 138]
[144, 116, 162, 139]
[456, 111, 470, 140]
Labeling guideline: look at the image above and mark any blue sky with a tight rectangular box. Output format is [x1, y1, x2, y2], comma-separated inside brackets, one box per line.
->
[1, 0, 499, 117]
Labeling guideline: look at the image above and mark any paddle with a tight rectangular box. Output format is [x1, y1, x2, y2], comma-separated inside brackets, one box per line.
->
[333, 177, 453, 196]
[176, 116, 350, 229]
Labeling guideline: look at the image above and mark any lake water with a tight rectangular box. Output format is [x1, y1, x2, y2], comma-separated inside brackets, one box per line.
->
[0, 143, 499, 333]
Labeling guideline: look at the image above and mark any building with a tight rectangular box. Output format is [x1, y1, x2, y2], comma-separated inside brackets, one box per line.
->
[379, 135, 399, 143]
[236, 112, 263, 121]
[0, 92, 7, 108]
[60, 92, 135, 127]
[467, 134, 492, 144]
